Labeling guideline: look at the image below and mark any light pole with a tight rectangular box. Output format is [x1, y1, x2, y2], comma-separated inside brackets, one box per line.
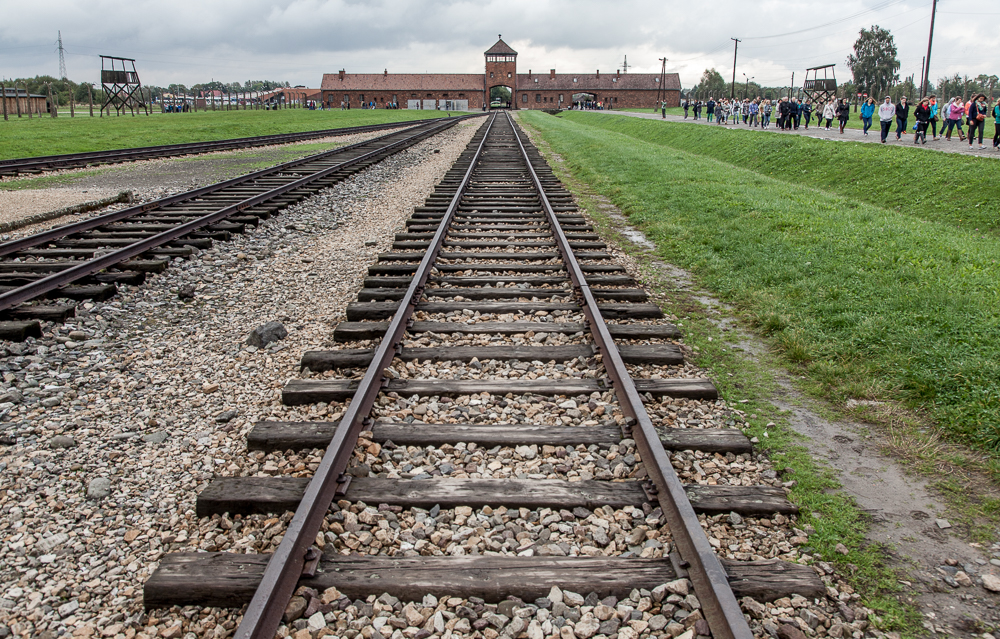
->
[742, 73, 754, 100]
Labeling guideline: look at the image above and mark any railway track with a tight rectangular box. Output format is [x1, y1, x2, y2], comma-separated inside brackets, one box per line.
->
[143, 113, 823, 639]
[0, 116, 477, 341]
[0, 117, 456, 178]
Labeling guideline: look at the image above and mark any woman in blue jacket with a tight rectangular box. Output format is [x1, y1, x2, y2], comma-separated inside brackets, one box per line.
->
[860, 98, 876, 136]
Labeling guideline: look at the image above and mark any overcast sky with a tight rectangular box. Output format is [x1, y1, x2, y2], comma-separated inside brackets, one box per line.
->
[1, 0, 996, 91]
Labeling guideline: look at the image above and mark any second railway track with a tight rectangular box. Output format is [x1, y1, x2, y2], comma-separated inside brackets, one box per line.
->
[143, 113, 824, 639]
[0, 116, 475, 340]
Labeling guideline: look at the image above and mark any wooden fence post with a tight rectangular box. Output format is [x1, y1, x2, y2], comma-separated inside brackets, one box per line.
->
[47, 83, 57, 118]
[88, 85, 93, 116]
[70, 90, 75, 117]
[1, 83, 8, 121]
[15, 84, 23, 118]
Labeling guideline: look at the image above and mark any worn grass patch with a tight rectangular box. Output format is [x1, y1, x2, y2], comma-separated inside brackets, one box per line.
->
[0, 109, 448, 160]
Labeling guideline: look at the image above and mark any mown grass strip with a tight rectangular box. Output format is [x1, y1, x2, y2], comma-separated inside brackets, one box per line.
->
[0, 109, 449, 161]
[561, 111, 1000, 235]
[520, 110, 1000, 462]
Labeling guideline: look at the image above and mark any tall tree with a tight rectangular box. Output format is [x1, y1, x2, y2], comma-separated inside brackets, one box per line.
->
[697, 69, 727, 99]
[846, 25, 900, 98]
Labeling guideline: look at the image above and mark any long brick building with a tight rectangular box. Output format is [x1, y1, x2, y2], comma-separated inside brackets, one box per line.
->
[320, 37, 681, 111]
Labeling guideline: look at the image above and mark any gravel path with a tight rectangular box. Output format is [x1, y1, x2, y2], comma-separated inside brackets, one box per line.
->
[0, 120, 480, 639]
[593, 109, 1000, 158]
[0, 189, 120, 225]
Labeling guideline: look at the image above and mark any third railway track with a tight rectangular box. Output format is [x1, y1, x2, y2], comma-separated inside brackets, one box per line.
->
[0, 117, 456, 178]
[143, 113, 823, 639]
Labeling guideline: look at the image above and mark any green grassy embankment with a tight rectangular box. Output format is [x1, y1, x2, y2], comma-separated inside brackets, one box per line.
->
[0, 109, 450, 160]
[521, 109, 1000, 463]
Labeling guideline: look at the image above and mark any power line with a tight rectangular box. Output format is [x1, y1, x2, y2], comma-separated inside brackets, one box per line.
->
[741, 0, 909, 40]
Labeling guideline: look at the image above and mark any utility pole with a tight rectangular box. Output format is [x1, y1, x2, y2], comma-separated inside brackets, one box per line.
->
[730, 38, 741, 100]
[57, 31, 67, 80]
[919, 56, 926, 97]
[654, 57, 667, 113]
[789, 73, 794, 100]
[922, 0, 937, 98]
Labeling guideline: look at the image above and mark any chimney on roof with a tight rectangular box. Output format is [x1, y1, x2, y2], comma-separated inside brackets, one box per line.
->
[597, 70, 600, 78]
[528, 69, 531, 78]
[550, 69, 555, 79]
[384, 69, 387, 76]
[339, 69, 345, 80]
[616, 69, 620, 78]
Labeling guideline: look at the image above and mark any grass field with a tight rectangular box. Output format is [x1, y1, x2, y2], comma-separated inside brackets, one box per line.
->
[0, 109, 454, 161]
[520, 110, 1000, 464]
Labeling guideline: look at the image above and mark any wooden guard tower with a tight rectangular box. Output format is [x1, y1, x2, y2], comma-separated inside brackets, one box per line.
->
[100, 55, 149, 116]
[803, 65, 838, 104]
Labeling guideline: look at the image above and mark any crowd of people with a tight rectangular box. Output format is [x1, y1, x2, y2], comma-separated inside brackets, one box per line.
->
[676, 94, 1000, 150]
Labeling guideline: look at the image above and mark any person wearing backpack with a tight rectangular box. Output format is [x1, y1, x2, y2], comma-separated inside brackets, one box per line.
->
[836, 99, 851, 134]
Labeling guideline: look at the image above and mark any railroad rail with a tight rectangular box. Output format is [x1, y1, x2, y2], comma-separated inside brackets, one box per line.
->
[143, 113, 823, 638]
[0, 116, 478, 341]
[0, 117, 458, 177]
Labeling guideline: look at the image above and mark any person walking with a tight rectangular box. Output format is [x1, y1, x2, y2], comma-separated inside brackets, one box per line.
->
[836, 99, 850, 133]
[878, 96, 895, 143]
[748, 99, 759, 127]
[693, 99, 702, 120]
[776, 98, 788, 130]
[802, 100, 813, 129]
[762, 99, 772, 128]
[993, 97, 1000, 149]
[968, 94, 988, 149]
[914, 98, 931, 144]
[792, 98, 801, 129]
[822, 100, 836, 130]
[895, 96, 909, 140]
[682, 99, 688, 118]
[928, 95, 940, 140]
[706, 98, 715, 122]
[860, 97, 875, 136]
[944, 97, 966, 141]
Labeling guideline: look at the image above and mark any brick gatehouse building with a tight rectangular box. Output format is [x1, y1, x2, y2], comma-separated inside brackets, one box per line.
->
[320, 37, 681, 111]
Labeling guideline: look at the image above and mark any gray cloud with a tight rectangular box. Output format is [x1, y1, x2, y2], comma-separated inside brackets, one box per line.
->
[1, 0, 995, 89]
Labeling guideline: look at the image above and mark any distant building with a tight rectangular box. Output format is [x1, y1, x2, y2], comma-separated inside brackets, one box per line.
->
[260, 88, 322, 107]
[320, 37, 681, 111]
[1, 88, 48, 116]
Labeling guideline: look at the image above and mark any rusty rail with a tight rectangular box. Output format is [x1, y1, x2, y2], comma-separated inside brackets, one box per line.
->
[506, 112, 753, 639]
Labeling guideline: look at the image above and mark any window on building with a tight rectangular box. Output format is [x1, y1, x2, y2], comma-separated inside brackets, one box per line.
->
[359, 94, 364, 102]
[393, 94, 397, 102]
[507, 72, 512, 78]
[522, 94, 527, 103]
[343, 94, 349, 103]
[411, 93, 417, 97]
[443, 93, 448, 97]
[535, 94, 541, 102]
[459, 93, 465, 97]
[490, 72, 494, 78]
[559, 94, 563, 102]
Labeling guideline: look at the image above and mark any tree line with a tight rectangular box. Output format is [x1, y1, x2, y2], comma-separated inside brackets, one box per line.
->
[0, 75, 291, 107]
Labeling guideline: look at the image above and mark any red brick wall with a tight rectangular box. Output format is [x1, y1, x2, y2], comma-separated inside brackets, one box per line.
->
[515, 89, 680, 110]
[323, 91, 486, 110]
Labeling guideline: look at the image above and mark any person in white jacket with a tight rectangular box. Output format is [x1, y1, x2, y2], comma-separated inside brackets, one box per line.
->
[878, 96, 896, 143]
[822, 101, 837, 130]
